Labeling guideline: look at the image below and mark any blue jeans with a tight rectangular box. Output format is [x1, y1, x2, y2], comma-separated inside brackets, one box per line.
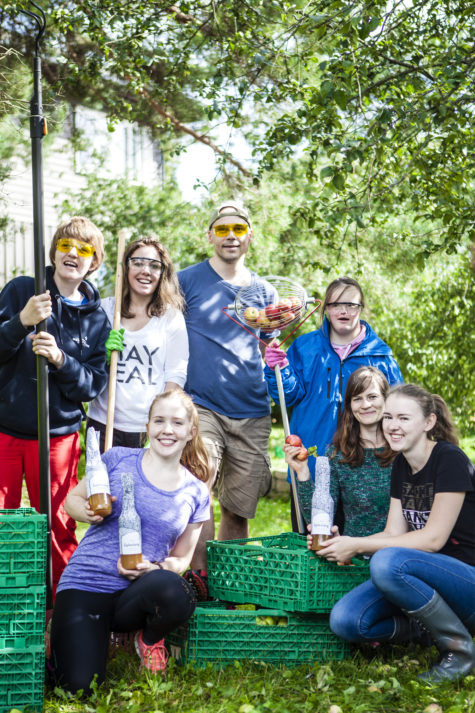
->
[330, 548, 475, 643]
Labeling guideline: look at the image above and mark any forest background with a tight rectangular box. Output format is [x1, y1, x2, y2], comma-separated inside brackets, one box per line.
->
[0, 0, 474, 440]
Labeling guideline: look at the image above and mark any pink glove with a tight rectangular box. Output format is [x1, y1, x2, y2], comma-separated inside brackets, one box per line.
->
[265, 345, 289, 370]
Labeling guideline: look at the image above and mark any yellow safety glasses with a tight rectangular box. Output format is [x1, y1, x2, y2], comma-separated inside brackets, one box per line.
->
[213, 223, 249, 238]
[56, 238, 95, 258]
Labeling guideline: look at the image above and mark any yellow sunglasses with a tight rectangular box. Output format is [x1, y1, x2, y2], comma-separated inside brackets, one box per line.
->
[56, 238, 95, 258]
[213, 223, 249, 238]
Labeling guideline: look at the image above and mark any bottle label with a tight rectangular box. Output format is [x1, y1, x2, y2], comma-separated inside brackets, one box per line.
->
[311, 512, 332, 535]
[120, 530, 142, 555]
[87, 469, 111, 497]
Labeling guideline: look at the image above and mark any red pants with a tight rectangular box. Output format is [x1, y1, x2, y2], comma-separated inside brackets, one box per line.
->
[0, 431, 80, 597]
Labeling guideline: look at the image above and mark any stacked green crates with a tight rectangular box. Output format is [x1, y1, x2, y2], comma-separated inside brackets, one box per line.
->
[207, 532, 370, 612]
[166, 533, 370, 667]
[0, 509, 47, 713]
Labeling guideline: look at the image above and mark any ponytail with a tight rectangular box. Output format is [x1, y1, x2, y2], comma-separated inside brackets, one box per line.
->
[429, 394, 459, 445]
[388, 384, 458, 445]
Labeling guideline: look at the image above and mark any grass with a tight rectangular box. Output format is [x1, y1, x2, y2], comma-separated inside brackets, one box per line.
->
[48, 494, 475, 713]
[43, 425, 475, 712]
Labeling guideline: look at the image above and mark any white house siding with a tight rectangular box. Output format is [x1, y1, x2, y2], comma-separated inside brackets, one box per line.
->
[0, 106, 162, 287]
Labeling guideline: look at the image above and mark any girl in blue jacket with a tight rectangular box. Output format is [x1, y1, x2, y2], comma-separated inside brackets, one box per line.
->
[264, 276, 402, 530]
[0, 216, 110, 595]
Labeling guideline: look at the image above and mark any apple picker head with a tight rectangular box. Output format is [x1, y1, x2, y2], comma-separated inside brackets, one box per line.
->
[223, 275, 321, 349]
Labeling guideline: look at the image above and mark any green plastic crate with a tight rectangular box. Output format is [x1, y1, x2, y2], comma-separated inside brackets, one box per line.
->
[0, 509, 47, 588]
[207, 532, 370, 613]
[0, 586, 46, 649]
[0, 644, 44, 713]
[166, 601, 350, 667]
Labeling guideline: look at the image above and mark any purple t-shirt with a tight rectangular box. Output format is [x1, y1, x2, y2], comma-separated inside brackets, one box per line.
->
[57, 447, 210, 594]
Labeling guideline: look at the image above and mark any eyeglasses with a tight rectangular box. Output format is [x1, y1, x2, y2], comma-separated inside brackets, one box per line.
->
[213, 223, 249, 238]
[127, 257, 163, 272]
[327, 302, 362, 313]
[56, 238, 95, 258]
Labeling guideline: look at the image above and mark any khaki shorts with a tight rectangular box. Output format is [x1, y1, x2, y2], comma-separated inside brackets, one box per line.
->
[196, 406, 272, 520]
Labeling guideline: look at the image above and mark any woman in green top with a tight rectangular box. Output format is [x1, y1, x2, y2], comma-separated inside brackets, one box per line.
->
[285, 366, 394, 536]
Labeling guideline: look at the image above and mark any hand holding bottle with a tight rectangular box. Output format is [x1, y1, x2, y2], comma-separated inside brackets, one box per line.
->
[315, 533, 358, 564]
[306, 524, 339, 550]
[117, 556, 161, 581]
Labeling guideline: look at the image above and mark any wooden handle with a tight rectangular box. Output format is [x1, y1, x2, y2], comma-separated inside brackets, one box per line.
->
[275, 364, 306, 535]
[104, 229, 128, 452]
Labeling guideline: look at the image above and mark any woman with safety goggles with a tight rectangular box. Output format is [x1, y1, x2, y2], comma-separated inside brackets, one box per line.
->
[0, 215, 110, 598]
[86, 236, 188, 451]
[264, 276, 404, 532]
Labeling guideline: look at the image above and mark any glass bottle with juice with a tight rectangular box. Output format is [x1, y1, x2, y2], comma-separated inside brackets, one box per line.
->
[118, 471, 142, 569]
[311, 456, 334, 551]
[85, 427, 112, 517]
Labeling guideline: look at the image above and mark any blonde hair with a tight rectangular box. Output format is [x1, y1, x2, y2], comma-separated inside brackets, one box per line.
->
[147, 389, 210, 482]
[50, 216, 105, 276]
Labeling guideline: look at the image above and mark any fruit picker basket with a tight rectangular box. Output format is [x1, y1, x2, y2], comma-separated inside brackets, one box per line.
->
[0, 508, 47, 588]
[165, 601, 350, 667]
[207, 532, 370, 614]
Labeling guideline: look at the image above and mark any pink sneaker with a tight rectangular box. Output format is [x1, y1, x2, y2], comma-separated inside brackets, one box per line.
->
[134, 630, 169, 673]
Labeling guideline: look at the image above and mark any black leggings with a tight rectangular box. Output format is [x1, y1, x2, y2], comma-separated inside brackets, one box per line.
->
[85, 417, 146, 453]
[50, 570, 195, 694]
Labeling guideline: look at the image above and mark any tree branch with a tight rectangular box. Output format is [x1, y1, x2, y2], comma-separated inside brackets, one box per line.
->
[138, 86, 252, 176]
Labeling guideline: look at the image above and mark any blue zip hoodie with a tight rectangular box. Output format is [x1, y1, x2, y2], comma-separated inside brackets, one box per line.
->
[0, 266, 110, 438]
[264, 317, 403, 481]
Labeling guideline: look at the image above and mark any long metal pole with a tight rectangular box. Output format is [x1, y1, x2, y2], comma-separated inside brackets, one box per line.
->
[24, 3, 52, 607]
[275, 364, 306, 534]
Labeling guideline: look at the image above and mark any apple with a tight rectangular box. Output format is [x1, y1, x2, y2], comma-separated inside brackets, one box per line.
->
[265, 303, 281, 319]
[296, 445, 317, 460]
[276, 298, 292, 311]
[243, 306, 259, 323]
[256, 313, 271, 329]
[289, 296, 302, 310]
[280, 310, 295, 325]
[285, 434, 302, 447]
[296, 447, 309, 461]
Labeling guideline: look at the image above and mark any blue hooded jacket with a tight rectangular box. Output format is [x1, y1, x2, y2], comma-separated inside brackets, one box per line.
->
[264, 317, 403, 481]
[0, 266, 110, 438]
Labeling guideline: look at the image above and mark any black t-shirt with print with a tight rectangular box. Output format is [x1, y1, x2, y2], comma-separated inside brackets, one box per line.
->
[390, 441, 475, 566]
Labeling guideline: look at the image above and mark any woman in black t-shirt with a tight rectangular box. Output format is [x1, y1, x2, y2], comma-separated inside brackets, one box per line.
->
[317, 384, 475, 683]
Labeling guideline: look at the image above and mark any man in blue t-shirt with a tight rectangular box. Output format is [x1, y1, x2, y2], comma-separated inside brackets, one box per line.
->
[178, 201, 274, 596]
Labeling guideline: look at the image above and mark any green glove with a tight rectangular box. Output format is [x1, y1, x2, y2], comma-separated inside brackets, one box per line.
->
[105, 328, 125, 365]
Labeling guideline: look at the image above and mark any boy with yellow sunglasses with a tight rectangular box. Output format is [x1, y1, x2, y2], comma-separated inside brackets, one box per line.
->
[0, 215, 110, 598]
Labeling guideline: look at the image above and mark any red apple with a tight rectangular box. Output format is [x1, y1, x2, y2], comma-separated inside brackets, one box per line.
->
[289, 296, 302, 310]
[296, 445, 317, 460]
[285, 434, 302, 447]
[280, 310, 295, 325]
[276, 298, 292, 312]
[265, 303, 281, 319]
[296, 447, 309, 461]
